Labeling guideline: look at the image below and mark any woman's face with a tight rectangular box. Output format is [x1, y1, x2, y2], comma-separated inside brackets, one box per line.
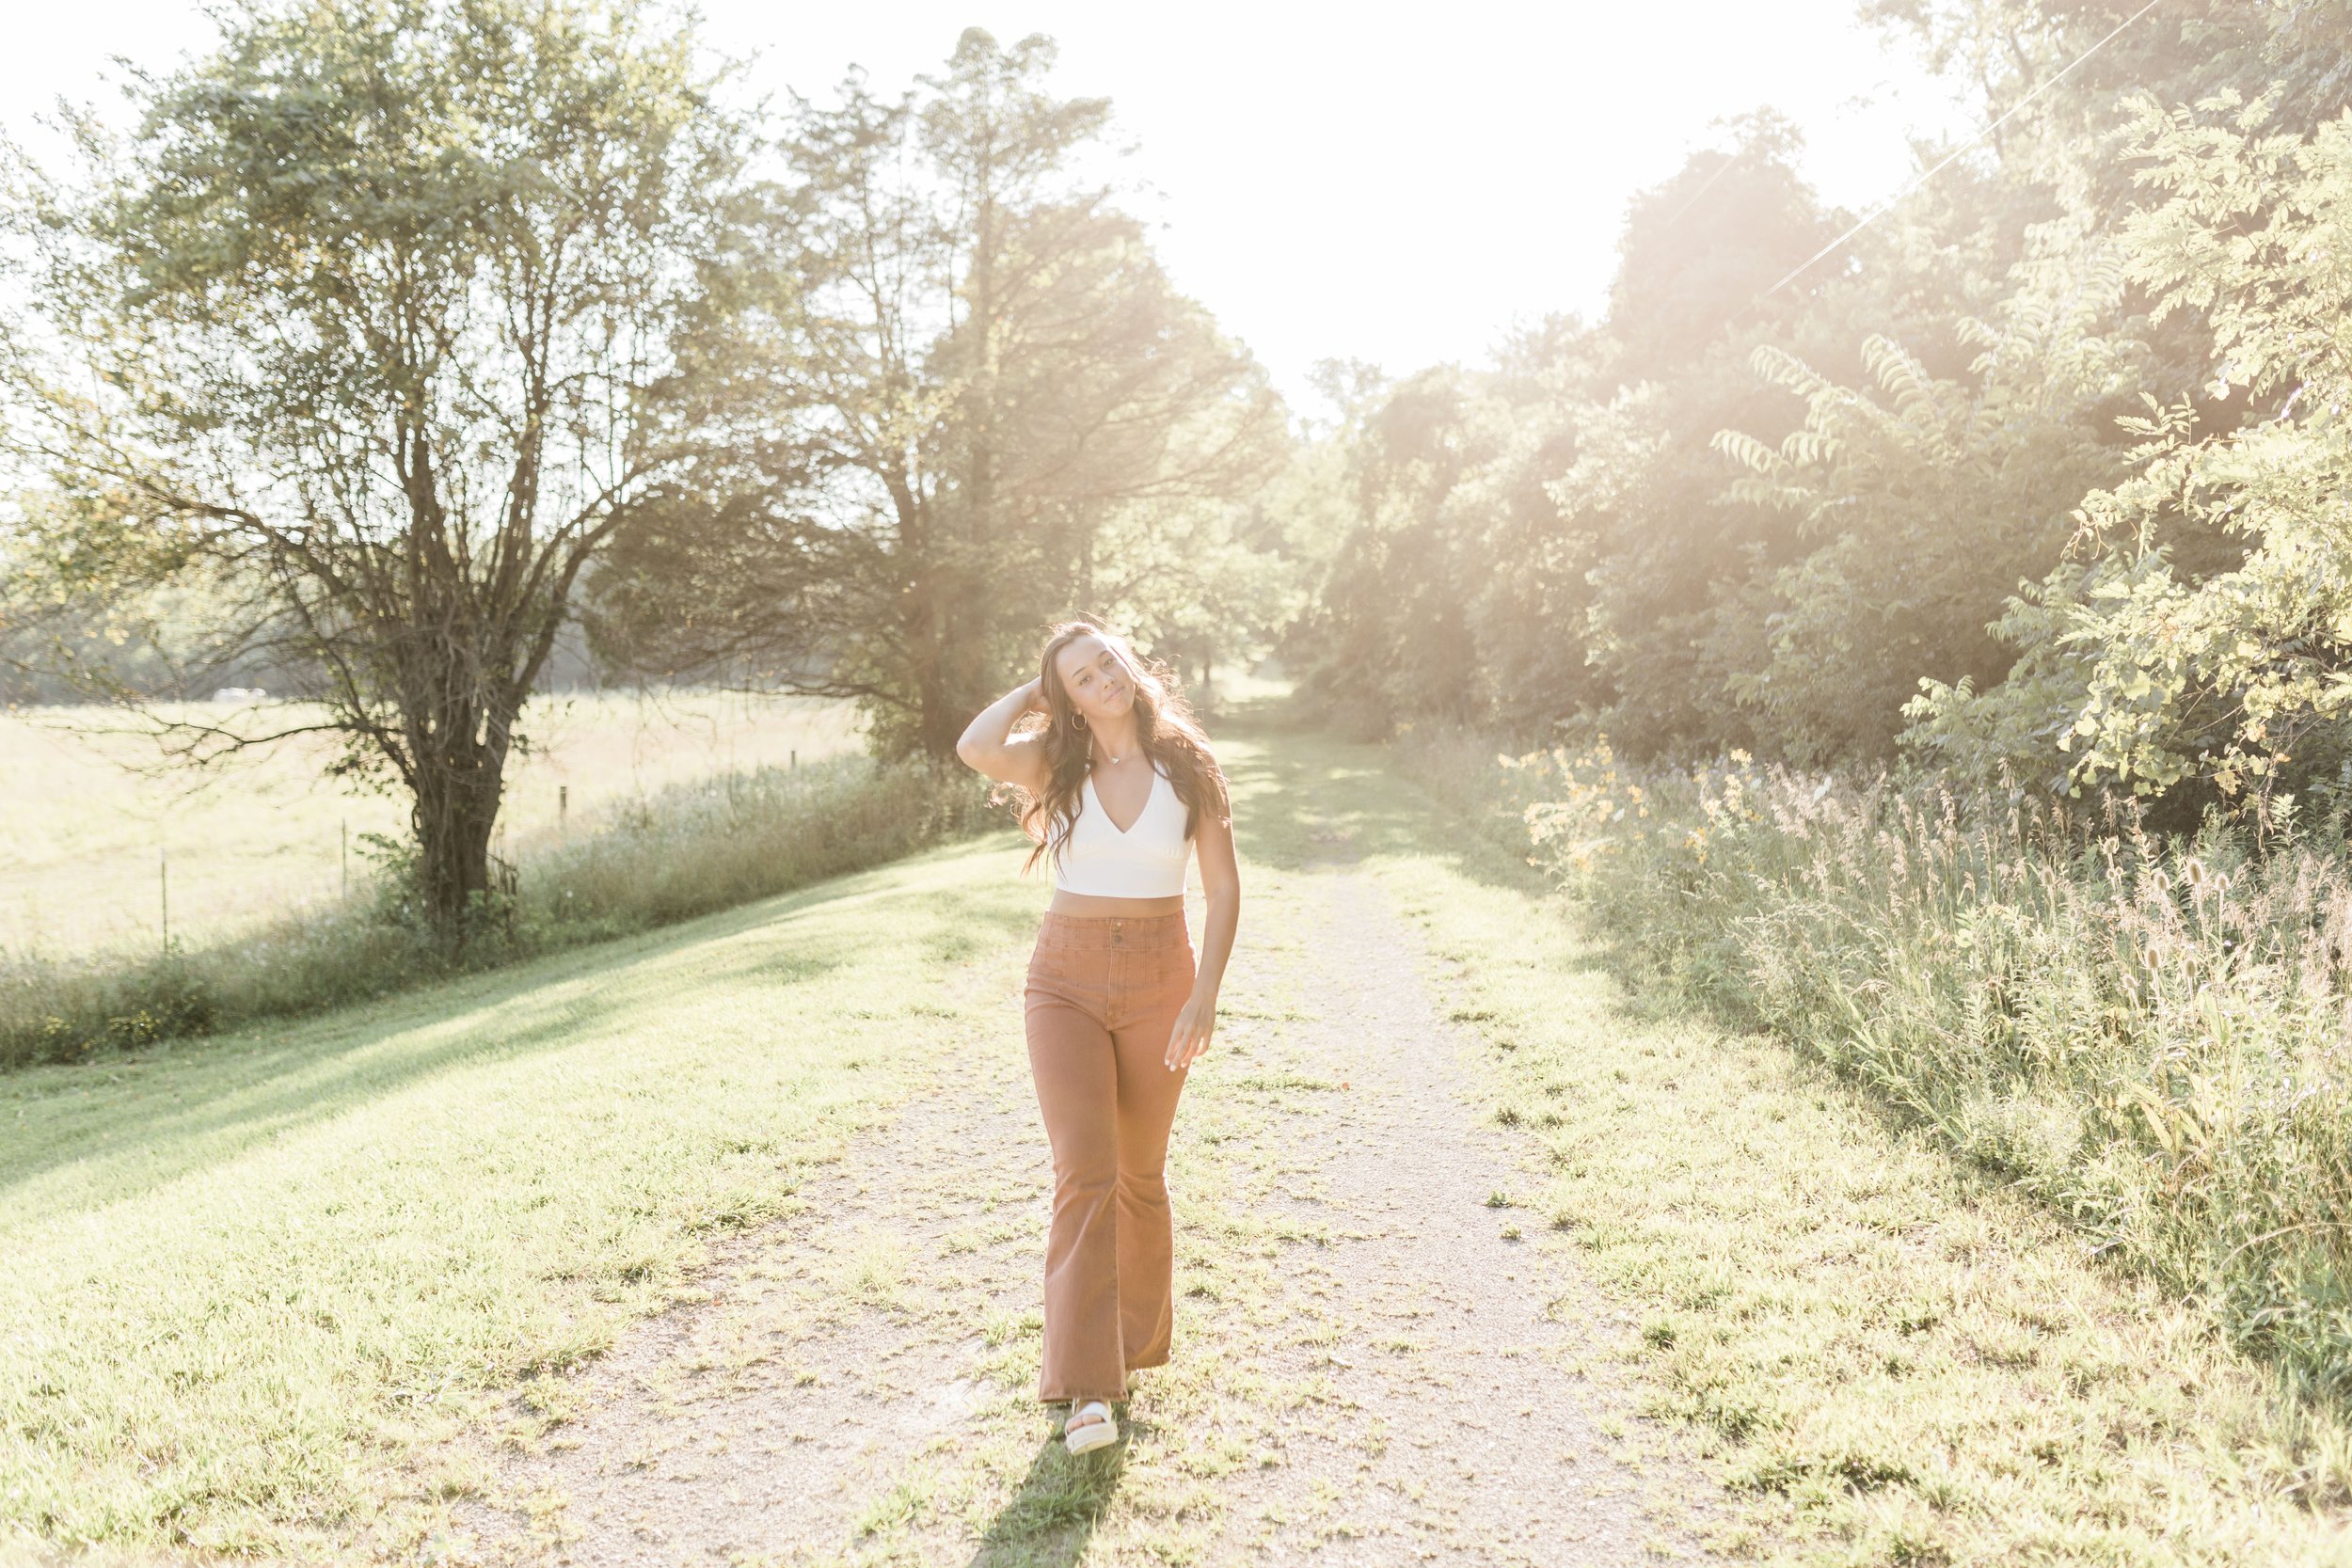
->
[1054, 634, 1136, 726]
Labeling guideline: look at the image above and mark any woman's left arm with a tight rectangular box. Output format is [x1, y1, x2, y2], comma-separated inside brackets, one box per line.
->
[1167, 804, 1239, 1071]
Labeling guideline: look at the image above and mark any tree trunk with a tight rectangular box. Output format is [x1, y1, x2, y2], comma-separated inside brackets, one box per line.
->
[912, 589, 969, 763]
[411, 704, 511, 942]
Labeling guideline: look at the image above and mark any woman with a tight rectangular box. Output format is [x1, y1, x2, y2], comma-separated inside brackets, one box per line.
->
[954, 619, 1241, 1455]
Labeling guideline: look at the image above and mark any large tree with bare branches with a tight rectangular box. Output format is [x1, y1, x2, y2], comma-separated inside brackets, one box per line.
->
[0, 0, 752, 937]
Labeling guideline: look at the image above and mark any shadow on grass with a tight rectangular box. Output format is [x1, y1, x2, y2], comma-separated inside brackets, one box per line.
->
[968, 1423, 1131, 1568]
[0, 832, 1040, 1212]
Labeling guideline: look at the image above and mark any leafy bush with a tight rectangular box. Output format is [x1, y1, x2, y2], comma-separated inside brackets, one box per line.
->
[1711, 238, 2142, 769]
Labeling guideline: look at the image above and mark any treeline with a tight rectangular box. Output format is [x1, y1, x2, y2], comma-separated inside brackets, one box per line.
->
[0, 3, 1311, 940]
[1288, 0, 2352, 817]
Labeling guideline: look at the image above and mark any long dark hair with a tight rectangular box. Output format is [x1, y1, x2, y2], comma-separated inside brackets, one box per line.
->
[1010, 619, 1230, 879]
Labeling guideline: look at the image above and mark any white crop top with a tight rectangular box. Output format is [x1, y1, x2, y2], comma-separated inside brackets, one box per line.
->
[1054, 760, 1194, 896]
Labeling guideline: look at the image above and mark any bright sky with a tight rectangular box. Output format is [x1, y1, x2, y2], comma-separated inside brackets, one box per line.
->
[2, 4, 1975, 413]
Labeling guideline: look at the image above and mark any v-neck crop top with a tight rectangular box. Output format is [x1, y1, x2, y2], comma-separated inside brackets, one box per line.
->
[1053, 759, 1194, 896]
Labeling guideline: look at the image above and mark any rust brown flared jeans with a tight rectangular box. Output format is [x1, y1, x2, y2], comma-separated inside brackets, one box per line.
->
[1023, 909, 1196, 1407]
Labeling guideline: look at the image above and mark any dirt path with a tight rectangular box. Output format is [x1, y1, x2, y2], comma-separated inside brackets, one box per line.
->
[439, 841, 1730, 1565]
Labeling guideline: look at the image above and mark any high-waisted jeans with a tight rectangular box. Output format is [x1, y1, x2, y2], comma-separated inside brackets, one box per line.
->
[1023, 908, 1196, 1405]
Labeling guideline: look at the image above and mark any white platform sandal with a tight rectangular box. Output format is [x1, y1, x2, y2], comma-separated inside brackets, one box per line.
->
[1063, 1399, 1119, 1454]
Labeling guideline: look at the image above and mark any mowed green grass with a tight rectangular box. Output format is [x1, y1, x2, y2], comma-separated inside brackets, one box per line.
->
[0, 830, 1043, 1559]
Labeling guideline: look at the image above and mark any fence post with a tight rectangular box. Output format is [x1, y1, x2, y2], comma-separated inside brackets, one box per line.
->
[560, 784, 569, 835]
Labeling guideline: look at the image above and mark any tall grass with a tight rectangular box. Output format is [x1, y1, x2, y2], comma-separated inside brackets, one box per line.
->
[1398, 721, 2352, 1408]
[0, 690, 866, 961]
[0, 754, 1002, 1069]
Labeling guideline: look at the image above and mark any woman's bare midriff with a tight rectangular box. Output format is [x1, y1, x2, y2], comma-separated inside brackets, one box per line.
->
[1046, 889, 1186, 917]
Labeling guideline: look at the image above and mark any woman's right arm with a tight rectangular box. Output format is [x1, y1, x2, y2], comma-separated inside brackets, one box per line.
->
[955, 677, 1050, 792]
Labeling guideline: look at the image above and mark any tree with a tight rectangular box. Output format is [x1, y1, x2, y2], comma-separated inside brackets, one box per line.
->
[1573, 114, 1851, 758]
[0, 0, 750, 938]
[1995, 95, 2352, 801]
[1865, 0, 2352, 182]
[589, 29, 1288, 758]
[1710, 231, 2146, 767]
[1289, 326, 1618, 745]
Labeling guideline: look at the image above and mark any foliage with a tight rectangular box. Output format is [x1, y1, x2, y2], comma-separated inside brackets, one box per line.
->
[1710, 232, 2144, 766]
[586, 28, 1290, 759]
[1898, 555, 2129, 793]
[0, 0, 754, 934]
[2034, 95, 2352, 801]
[1296, 2, 2352, 816]
[1285, 323, 1623, 744]
[1403, 718, 2352, 1412]
[1290, 109, 1999, 761]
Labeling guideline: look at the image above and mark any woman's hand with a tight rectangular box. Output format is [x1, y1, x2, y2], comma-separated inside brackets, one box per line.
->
[1020, 676, 1047, 716]
[1165, 992, 1216, 1072]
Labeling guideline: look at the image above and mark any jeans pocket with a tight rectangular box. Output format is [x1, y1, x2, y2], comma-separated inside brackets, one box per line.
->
[1159, 944, 1197, 1000]
[1026, 942, 1084, 998]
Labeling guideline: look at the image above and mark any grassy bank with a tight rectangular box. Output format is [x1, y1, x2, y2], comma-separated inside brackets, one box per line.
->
[0, 829, 1044, 1559]
[1, 752, 999, 1069]
[1391, 723, 2352, 1417]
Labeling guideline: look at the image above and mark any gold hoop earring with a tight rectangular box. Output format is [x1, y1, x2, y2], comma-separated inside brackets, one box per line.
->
[1072, 712, 1088, 729]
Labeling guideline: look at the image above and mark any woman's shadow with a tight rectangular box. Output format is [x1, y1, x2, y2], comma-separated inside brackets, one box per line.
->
[967, 1409, 1147, 1565]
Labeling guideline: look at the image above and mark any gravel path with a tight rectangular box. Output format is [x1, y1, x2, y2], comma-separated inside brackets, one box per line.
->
[444, 949, 1047, 1566]
[441, 843, 1730, 1565]
[1188, 856, 1725, 1563]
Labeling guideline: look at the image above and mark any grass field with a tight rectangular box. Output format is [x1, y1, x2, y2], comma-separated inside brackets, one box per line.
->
[8, 691, 2351, 1565]
[0, 831, 1044, 1559]
[0, 690, 865, 962]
